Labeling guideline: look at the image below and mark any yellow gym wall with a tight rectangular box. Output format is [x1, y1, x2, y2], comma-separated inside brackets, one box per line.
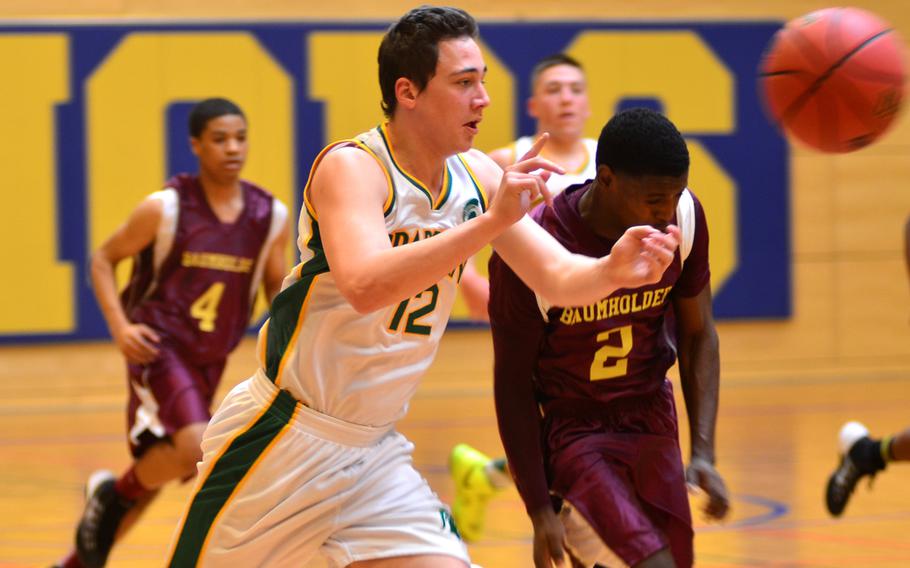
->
[3, 0, 909, 377]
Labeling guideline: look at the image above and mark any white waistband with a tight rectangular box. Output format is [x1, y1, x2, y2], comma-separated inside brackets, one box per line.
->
[249, 369, 393, 447]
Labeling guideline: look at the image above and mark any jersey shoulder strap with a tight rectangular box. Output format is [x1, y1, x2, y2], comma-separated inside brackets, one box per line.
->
[677, 188, 695, 268]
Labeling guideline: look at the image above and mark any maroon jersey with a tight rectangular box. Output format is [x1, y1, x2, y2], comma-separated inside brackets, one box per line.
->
[489, 182, 710, 513]
[121, 174, 279, 364]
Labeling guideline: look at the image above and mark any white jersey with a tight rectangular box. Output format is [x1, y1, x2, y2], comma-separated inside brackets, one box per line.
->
[256, 124, 488, 427]
[513, 136, 598, 194]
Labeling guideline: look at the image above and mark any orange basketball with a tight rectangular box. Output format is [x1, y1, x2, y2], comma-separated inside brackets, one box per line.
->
[759, 7, 906, 152]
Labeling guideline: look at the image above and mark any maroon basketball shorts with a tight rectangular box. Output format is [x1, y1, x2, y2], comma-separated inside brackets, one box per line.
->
[544, 380, 694, 567]
[126, 346, 225, 457]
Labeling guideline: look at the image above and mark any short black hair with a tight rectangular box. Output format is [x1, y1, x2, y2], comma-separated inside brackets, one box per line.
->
[595, 107, 689, 177]
[378, 5, 479, 118]
[530, 53, 584, 91]
[188, 98, 245, 138]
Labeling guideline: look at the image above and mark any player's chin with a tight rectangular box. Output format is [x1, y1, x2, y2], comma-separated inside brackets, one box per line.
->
[455, 136, 475, 153]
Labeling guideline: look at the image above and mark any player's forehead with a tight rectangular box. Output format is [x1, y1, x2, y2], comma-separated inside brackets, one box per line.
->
[621, 173, 688, 195]
[534, 63, 586, 90]
[435, 36, 485, 76]
[200, 113, 247, 136]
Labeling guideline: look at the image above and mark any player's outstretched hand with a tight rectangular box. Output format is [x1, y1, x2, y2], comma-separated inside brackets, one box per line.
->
[686, 456, 730, 520]
[488, 133, 565, 229]
[530, 506, 567, 568]
[607, 225, 680, 289]
[113, 322, 161, 365]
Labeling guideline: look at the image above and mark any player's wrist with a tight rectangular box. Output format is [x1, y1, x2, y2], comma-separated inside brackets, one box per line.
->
[478, 207, 513, 238]
[529, 504, 558, 524]
[690, 451, 716, 466]
[597, 254, 620, 295]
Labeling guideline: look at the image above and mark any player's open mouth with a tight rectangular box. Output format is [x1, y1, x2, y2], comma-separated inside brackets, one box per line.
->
[464, 120, 480, 133]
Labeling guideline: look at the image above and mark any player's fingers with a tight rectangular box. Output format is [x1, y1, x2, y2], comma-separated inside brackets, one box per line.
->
[517, 132, 549, 162]
[642, 237, 676, 267]
[134, 336, 160, 360]
[533, 171, 554, 207]
[127, 345, 154, 365]
[139, 324, 161, 343]
[508, 156, 566, 176]
[532, 544, 551, 568]
[506, 172, 546, 203]
[623, 225, 661, 242]
[706, 494, 730, 519]
[708, 482, 731, 518]
[550, 543, 566, 566]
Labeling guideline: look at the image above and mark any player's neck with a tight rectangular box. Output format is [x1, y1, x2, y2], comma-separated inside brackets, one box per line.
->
[198, 170, 242, 199]
[386, 120, 447, 197]
[198, 170, 244, 223]
[536, 131, 587, 171]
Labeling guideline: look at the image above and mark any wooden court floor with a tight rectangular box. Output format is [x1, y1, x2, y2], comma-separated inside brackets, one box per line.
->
[2, 329, 910, 567]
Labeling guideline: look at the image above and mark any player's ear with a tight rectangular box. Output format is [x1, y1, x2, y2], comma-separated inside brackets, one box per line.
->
[527, 95, 538, 119]
[395, 77, 420, 111]
[596, 164, 615, 187]
[189, 136, 201, 158]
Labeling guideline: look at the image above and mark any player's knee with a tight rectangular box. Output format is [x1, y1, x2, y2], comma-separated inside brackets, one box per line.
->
[634, 548, 676, 568]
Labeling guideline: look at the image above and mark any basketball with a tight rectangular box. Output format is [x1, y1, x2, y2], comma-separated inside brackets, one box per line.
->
[759, 7, 906, 152]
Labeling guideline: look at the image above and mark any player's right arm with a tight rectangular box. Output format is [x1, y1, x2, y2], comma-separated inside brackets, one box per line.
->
[91, 197, 162, 365]
[488, 251, 566, 568]
[308, 145, 558, 313]
[904, 214, 910, 286]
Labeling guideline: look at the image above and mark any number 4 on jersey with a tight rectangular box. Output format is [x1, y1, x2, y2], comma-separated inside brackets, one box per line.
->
[190, 281, 225, 332]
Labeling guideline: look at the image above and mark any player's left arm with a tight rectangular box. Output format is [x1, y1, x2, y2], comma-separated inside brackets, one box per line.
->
[262, 212, 291, 304]
[674, 286, 730, 520]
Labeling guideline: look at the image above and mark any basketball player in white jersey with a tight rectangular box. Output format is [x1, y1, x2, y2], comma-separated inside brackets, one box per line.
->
[167, 7, 680, 567]
[490, 53, 596, 187]
[460, 53, 595, 320]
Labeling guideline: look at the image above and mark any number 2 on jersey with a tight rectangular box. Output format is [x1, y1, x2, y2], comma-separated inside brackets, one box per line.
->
[190, 281, 225, 332]
[590, 324, 633, 380]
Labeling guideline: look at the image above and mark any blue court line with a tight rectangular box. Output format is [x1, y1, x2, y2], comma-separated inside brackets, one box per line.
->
[696, 493, 789, 532]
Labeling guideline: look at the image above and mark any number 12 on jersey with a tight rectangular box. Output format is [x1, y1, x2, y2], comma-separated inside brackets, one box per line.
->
[590, 324, 633, 380]
[388, 285, 439, 336]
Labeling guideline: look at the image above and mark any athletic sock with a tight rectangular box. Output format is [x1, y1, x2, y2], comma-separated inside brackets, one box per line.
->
[113, 466, 151, 502]
[848, 437, 887, 474]
[484, 458, 511, 489]
[881, 435, 895, 462]
[59, 550, 85, 568]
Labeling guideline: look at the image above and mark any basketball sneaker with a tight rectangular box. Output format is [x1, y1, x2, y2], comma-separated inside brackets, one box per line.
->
[449, 444, 505, 542]
[75, 470, 134, 568]
[825, 421, 886, 516]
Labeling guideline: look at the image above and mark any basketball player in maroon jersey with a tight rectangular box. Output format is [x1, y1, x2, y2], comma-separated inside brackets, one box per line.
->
[825, 214, 910, 517]
[490, 108, 729, 567]
[55, 98, 289, 568]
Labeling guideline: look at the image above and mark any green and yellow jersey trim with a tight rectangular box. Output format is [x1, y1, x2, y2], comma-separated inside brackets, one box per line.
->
[455, 153, 488, 212]
[303, 138, 396, 220]
[378, 122, 451, 210]
[264, 222, 328, 385]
